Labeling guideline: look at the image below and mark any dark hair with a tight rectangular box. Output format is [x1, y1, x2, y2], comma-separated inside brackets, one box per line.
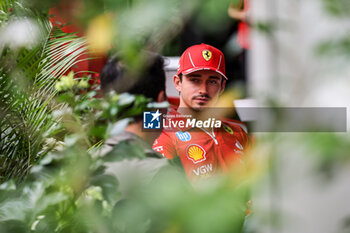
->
[178, 72, 225, 86]
[178, 73, 183, 82]
[100, 52, 166, 101]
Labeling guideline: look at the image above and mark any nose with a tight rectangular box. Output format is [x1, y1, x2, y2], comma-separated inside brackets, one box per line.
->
[198, 82, 209, 95]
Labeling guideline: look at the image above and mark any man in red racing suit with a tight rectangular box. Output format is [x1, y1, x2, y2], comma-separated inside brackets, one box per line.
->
[153, 44, 249, 182]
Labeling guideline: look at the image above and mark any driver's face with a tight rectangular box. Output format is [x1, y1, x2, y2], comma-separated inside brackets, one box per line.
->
[174, 70, 226, 111]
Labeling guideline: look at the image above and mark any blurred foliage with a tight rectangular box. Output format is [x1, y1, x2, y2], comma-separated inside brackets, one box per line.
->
[316, 1, 350, 57]
[0, 66, 253, 233]
[0, 0, 257, 232]
[0, 1, 88, 182]
[192, 0, 232, 34]
[322, 0, 350, 16]
[254, 21, 276, 35]
[51, 72, 152, 149]
[316, 34, 350, 58]
[0, 145, 252, 233]
[0, 0, 250, 179]
[305, 133, 350, 180]
[45, 0, 237, 58]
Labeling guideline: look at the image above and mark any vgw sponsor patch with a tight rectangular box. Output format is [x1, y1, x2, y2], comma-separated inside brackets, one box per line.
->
[193, 164, 213, 176]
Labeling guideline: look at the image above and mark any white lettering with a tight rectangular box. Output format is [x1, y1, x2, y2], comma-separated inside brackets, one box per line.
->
[196, 120, 203, 128]
[163, 118, 222, 129]
[163, 119, 169, 128]
[199, 166, 207, 174]
[203, 119, 211, 128]
[186, 119, 196, 128]
[214, 120, 222, 128]
[145, 123, 153, 128]
[153, 146, 163, 152]
[206, 163, 213, 172]
[178, 121, 184, 128]
[193, 164, 213, 176]
[193, 168, 200, 176]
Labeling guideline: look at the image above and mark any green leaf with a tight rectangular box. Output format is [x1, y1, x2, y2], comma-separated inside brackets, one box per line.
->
[90, 174, 120, 204]
[0, 220, 28, 233]
[103, 140, 149, 162]
[88, 125, 108, 138]
[0, 3, 89, 181]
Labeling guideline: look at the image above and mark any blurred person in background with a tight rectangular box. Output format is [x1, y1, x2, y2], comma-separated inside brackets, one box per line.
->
[153, 43, 249, 182]
[99, 52, 174, 197]
[100, 52, 166, 146]
[228, 0, 250, 82]
[228, 0, 250, 50]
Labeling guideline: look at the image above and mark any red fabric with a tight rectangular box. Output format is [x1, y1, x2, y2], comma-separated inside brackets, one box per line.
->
[238, 22, 250, 49]
[152, 109, 249, 182]
[49, 3, 107, 78]
[237, 0, 250, 49]
[177, 43, 227, 80]
[167, 97, 180, 108]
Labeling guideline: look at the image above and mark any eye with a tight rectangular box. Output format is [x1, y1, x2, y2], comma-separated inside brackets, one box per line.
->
[208, 80, 219, 85]
[190, 78, 200, 83]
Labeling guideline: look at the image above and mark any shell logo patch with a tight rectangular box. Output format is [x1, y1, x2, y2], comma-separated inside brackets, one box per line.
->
[187, 144, 206, 164]
[202, 50, 212, 61]
[223, 124, 234, 134]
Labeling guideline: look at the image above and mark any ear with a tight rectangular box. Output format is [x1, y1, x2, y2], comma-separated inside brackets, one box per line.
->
[156, 90, 166, 102]
[173, 75, 182, 92]
[219, 79, 226, 95]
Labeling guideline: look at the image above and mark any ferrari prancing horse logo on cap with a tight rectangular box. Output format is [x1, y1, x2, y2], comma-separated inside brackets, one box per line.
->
[202, 50, 212, 61]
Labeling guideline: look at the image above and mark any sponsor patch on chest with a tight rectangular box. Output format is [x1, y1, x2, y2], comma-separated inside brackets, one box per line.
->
[223, 124, 234, 134]
[175, 131, 191, 142]
[186, 144, 206, 163]
[193, 163, 213, 176]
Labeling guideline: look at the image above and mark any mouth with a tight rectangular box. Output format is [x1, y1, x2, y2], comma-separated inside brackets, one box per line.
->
[194, 97, 210, 105]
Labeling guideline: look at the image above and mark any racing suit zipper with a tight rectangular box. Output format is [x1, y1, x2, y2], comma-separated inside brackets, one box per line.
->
[200, 128, 218, 145]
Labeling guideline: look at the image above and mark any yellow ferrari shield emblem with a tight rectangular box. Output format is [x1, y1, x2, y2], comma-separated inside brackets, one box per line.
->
[202, 50, 212, 61]
[223, 125, 234, 134]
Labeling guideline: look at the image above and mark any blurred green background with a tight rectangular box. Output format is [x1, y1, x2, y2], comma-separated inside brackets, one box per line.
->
[1, 0, 350, 232]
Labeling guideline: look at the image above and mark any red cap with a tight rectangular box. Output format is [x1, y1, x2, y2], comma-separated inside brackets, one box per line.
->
[177, 43, 227, 80]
